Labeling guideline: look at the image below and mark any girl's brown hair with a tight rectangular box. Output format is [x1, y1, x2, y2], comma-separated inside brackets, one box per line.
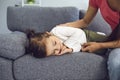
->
[26, 30, 51, 58]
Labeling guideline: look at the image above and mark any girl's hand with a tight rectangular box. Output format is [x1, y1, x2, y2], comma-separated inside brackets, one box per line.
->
[58, 45, 72, 55]
[81, 42, 102, 53]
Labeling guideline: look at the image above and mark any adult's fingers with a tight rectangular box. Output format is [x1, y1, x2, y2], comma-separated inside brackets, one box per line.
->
[81, 46, 90, 52]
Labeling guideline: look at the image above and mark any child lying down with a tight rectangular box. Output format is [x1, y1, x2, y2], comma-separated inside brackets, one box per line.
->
[27, 26, 107, 58]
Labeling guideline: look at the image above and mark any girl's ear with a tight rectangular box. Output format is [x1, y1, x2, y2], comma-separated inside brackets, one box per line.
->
[26, 29, 35, 39]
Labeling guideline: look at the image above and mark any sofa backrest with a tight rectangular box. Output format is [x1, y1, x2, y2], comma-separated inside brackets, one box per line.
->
[7, 6, 112, 35]
[7, 6, 79, 33]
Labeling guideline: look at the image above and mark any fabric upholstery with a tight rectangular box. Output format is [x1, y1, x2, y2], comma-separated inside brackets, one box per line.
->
[7, 6, 79, 33]
[1, 6, 110, 80]
[0, 57, 14, 80]
[14, 53, 107, 80]
[0, 31, 28, 60]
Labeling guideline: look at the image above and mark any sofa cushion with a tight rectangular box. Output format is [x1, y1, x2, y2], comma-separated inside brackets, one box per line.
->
[0, 57, 14, 80]
[0, 31, 28, 60]
[7, 6, 79, 33]
[14, 53, 108, 80]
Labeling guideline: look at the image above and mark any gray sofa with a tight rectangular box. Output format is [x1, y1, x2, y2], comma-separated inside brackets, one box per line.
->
[0, 6, 112, 80]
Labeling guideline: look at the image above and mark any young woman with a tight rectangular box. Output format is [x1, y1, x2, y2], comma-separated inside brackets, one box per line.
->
[59, 0, 120, 80]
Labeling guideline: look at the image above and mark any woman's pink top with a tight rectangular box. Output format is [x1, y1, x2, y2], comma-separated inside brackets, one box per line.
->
[89, 0, 120, 30]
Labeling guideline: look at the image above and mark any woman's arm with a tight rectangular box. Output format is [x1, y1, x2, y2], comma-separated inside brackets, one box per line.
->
[81, 40, 120, 53]
[60, 6, 98, 28]
[100, 40, 120, 49]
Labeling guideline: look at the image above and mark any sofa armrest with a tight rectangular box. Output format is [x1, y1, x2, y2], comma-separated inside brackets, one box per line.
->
[0, 31, 28, 60]
[79, 10, 112, 36]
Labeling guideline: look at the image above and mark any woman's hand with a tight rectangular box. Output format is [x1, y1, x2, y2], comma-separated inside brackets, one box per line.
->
[58, 19, 87, 28]
[81, 42, 102, 53]
[58, 22, 78, 27]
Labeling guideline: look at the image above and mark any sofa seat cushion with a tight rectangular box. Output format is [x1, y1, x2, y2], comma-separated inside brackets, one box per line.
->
[14, 53, 108, 80]
[0, 31, 28, 60]
[0, 57, 14, 80]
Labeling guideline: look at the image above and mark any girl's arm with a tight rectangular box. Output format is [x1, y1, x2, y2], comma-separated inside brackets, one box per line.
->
[59, 5, 98, 28]
[51, 26, 87, 52]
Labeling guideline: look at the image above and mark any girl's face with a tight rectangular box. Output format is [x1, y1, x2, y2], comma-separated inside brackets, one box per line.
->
[45, 34, 64, 56]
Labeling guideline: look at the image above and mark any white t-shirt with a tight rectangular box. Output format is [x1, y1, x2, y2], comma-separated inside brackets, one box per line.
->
[50, 26, 87, 52]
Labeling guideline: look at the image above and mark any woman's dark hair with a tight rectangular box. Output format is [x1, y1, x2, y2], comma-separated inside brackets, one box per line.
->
[26, 30, 51, 58]
[107, 22, 120, 41]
